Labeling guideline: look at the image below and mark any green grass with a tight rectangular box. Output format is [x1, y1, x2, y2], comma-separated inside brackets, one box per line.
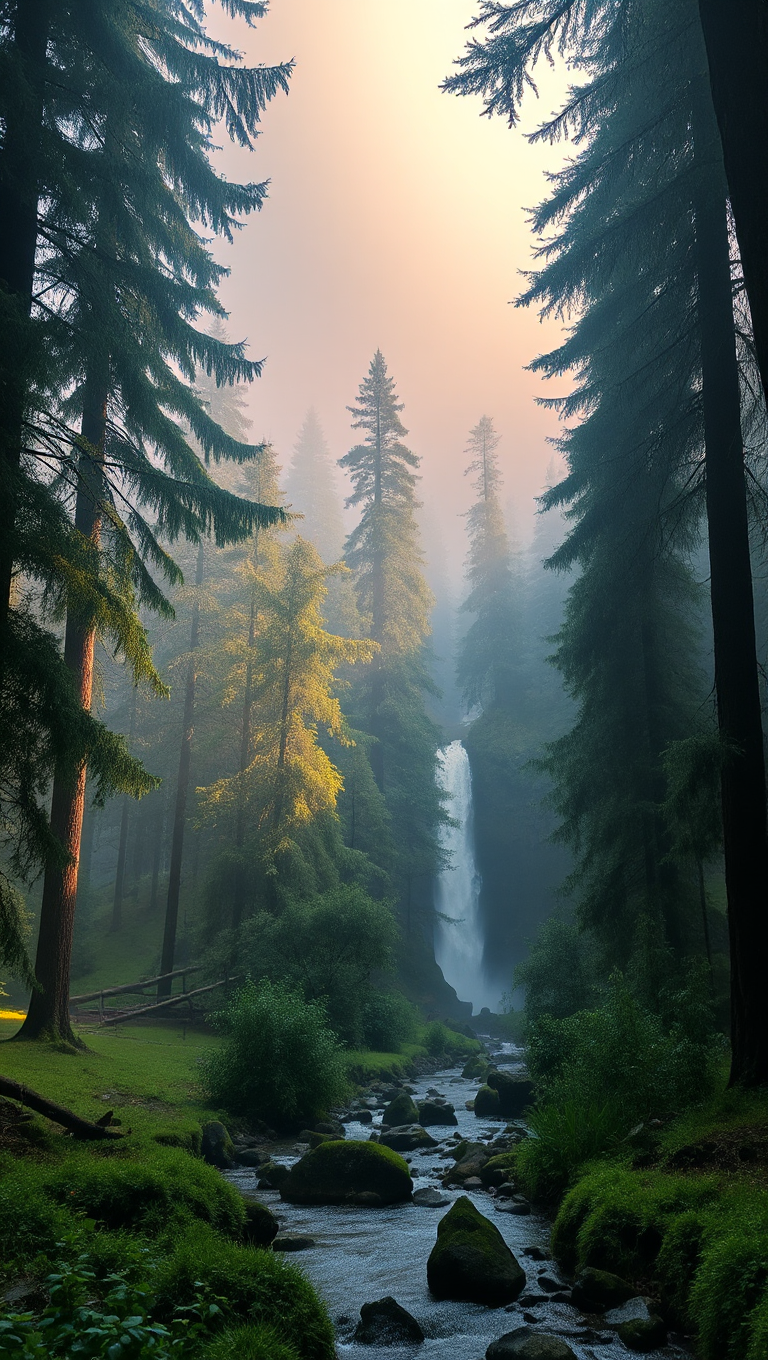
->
[0, 1020, 220, 1137]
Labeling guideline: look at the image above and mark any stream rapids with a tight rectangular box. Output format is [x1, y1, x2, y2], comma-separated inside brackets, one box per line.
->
[225, 1042, 688, 1360]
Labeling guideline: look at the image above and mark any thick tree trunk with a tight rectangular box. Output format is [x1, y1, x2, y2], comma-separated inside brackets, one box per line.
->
[694, 107, 768, 1086]
[0, 0, 52, 648]
[158, 543, 204, 999]
[17, 358, 108, 1045]
[697, 0, 768, 410]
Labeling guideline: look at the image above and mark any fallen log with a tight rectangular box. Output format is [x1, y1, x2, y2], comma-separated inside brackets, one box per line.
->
[0, 1075, 125, 1140]
[70, 965, 201, 1007]
[100, 977, 239, 1026]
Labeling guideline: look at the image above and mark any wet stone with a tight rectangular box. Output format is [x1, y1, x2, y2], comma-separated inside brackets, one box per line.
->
[273, 1233, 316, 1252]
[486, 1327, 578, 1360]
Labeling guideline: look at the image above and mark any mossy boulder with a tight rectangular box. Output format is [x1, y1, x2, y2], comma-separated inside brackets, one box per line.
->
[201, 1121, 235, 1169]
[462, 1055, 490, 1080]
[427, 1196, 525, 1306]
[381, 1092, 419, 1126]
[280, 1140, 412, 1206]
[617, 1317, 667, 1352]
[571, 1267, 638, 1313]
[486, 1072, 535, 1118]
[257, 1161, 291, 1191]
[445, 1146, 489, 1184]
[474, 1085, 502, 1118]
[242, 1200, 279, 1248]
[480, 1153, 518, 1188]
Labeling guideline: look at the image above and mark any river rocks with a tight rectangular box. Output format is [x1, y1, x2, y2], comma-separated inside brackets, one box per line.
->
[379, 1124, 438, 1152]
[413, 1187, 451, 1207]
[445, 1144, 489, 1184]
[486, 1072, 535, 1118]
[427, 1196, 526, 1306]
[462, 1055, 490, 1080]
[304, 1131, 336, 1149]
[418, 1099, 458, 1126]
[235, 1148, 268, 1168]
[486, 1329, 577, 1360]
[273, 1233, 316, 1252]
[382, 1092, 419, 1126]
[618, 1316, 667, 1351]
[241, 1200, 279, 1247]
[315, 1120, 345, 1137]
[354, 1296, 425, 1345]
[481, 1153, 518, 1187]
[475, 1084, 502, 1118]
[201, 1121, 235, 1169]
[571, 1267, 638, 1313]
[280, 1139, 413, 1206]
[257, 1160, 290, 1191]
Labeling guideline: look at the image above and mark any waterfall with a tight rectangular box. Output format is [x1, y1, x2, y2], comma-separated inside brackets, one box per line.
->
[433, 740, 499, 1014]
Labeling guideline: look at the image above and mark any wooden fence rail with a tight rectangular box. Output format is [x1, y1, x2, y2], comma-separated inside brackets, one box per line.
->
[69, 966, 202, 1007]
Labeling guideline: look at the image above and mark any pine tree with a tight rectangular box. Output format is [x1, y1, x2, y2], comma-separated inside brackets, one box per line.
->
[340, 353, 447, 936]
[286, 410, 345, 565]
[457, 416, 520, 711]
[14, 0, 291, 1043]
[446, 0, 757, 1000]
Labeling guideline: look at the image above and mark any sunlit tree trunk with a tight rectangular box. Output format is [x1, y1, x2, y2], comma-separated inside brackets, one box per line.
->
[16, 355, 109, 1044]
[158, 542, 204, 999]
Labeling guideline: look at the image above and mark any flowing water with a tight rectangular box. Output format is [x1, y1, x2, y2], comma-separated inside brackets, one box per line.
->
[225, 1045, 688, 1360]
[433, 741, 499, 1014]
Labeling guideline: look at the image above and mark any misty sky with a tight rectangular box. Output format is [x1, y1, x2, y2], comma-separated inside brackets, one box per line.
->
[211, 1, 568, 570]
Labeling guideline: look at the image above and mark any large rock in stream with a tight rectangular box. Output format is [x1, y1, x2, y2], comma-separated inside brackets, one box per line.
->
[379, 1124, 438, 1152]
[570, 1266, 639, 1313]
[354, 1296, 425, 1345]
[487, 1330, 577, 1360]
[427, 1196, 525, 1306]
[381, 1092, 419, 1126]
[280, 1139, 413, 1206]
[485, 1072, 535, 1119]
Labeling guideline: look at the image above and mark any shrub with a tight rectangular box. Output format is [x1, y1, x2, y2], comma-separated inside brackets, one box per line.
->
[153, 1223, 335, 1360]
[43, 1146, 245, 1238]
[515, 917, 598, 1022]
[201, 980, 348, 1130]
[361, 991, 418, 1051]
[0, 1165, 71, 1269]
[690, 1218, 768, 1360]
[516, 1100, 626, 1201]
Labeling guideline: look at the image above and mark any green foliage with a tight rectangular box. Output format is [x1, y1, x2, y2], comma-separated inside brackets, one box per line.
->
[202, 1325, 300, 1360]
[201, 980, 348, 1129]
[239, 885, 398, 1045]
[515, 917, 597, 1022]
[360, 990, 419, 1052]
[153, 1224, 335, 1360]
[521, 968, 720, 1196]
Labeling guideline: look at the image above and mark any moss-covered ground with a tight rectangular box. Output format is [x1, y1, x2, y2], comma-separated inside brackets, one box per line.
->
[535, 1079, 768, 1360]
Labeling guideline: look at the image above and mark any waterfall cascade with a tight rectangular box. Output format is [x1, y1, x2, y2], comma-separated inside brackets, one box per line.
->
[433, 740, 499, 1013]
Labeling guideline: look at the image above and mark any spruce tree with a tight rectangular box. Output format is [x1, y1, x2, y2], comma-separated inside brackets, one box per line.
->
[286, 410, 346, 565]
[446, 0, 765, 1020]
[340, 352, 447, 935]
[14, 0, 291, 1043]
[457, 416, 519, 711]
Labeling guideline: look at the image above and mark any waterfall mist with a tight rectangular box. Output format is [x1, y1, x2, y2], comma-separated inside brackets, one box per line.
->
[434, 740, 500, 1013]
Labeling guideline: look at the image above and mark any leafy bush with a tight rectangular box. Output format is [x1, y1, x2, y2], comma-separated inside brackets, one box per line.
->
[201, 980, 348, 1129]
[361, 991, 418, 1051]
[520, 967, 721, 1195]
[239, 886, 399, 1045]
[153, 1223, 335, 1360]
[515, 917, 598, 1022]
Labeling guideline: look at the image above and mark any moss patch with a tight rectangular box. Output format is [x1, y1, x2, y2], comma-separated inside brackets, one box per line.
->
[280, 1139, 413, 1205]
[427, 1195, 525, 1306]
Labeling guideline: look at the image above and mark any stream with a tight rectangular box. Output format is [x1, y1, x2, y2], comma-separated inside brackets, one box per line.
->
[225, 1042, 690, 1360]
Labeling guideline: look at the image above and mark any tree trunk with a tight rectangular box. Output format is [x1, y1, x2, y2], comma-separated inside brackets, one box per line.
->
[697, 0, 768, 410]
[16, 357, 109, 1045]
[694, 99, 768, 1087]
[0, 0, 52, 648]
[158, 542, 204, 999]
[148, 788, 165, 913]
[79, 796, 97, 894]
[111, 687, 137, 931]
